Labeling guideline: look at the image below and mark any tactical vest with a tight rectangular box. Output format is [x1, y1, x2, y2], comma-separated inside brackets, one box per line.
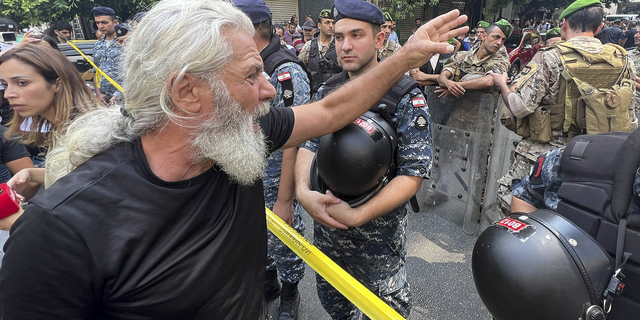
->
[261, 34, 312, 107]
[510, 42, 634, 143]
[320, 71, 420, 118]
[552, 131, 640, 318]
[307, 38, 342, 95]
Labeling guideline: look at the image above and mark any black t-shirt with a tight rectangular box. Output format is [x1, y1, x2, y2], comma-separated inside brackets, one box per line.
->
[0, 126, 30, 182]
[0, 107, 295, 319]
[623, 28, 637, 48]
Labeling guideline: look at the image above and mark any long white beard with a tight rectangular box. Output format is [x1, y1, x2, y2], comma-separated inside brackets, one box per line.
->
[189, 83, 271, 186]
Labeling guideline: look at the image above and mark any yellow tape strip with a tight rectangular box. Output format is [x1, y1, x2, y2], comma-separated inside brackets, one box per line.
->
[67, 40, 124, 93]
[266, 208, 406, 320]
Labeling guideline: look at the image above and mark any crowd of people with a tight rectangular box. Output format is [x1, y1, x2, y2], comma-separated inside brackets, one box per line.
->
[0, 0, 637, 319]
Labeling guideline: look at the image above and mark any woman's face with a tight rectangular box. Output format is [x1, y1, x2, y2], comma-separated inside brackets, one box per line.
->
[0, 58, 58, 123]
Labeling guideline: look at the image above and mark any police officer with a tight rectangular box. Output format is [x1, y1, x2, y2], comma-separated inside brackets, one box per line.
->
[298, 9, 341, 96]
[436, 19, 512, 98]
[492, 0, 638, 217]
[234, 1, 311, 319]
[378, 12, 402, 61]
[295, 0, 433, 318]
[92, 6, 124, 104]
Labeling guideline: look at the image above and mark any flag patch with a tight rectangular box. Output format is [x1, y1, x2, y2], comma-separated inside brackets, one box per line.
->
[277, 72, 292, 81]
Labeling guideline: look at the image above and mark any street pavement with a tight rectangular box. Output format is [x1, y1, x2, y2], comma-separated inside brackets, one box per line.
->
[268, 206, 493, 320]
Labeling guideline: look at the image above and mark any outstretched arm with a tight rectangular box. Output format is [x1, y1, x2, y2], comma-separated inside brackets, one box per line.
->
[282, 10, 469, 149]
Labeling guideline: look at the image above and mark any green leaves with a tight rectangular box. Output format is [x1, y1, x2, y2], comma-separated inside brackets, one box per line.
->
[0, 0, 158, 26]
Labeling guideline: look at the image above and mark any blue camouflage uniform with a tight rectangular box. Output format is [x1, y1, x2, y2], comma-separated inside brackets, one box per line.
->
[264, 61, 311, 284]
[511, 147, 565, 211]
[303, 84, 432, 319]
[92, 36, 124, 98]
[513, 146, 640, 216]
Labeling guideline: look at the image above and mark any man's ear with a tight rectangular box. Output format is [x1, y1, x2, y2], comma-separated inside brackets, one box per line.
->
[168, 73, 205, 114]
[595, 22, 604, 35]
[375, 31, 385, 50]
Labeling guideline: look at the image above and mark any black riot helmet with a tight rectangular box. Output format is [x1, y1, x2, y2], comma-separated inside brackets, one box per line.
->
[310, 111, 396, 207]
[472, 210, 615, 320]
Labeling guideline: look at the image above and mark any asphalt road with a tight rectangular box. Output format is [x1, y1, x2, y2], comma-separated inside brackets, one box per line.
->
[268, 206, 492, 320]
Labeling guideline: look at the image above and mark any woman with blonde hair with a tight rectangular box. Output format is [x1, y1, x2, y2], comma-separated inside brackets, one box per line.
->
[1, 43, 100, 202]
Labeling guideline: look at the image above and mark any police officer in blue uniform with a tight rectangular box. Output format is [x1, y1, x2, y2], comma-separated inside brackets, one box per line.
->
[234, 1, 311, 319]
[92, 6, 124, 104]
[295, 0, 433, 318]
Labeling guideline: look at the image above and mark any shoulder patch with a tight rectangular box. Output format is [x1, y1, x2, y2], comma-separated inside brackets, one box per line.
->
[514, 62, 540, 90]
[415, 114, 429, 129]
[277, 72, 292, 82]
[412, 96, 426, 108]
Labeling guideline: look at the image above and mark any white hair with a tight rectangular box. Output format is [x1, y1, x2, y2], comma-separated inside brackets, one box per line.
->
[46, 0, 255, 183]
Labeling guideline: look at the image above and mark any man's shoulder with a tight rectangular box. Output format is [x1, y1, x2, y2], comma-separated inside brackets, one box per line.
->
[272, 61, 310, 84]
[31, 142, 136, 211]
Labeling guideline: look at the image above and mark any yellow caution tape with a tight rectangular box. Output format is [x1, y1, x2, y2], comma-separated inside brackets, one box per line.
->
[266, 208, 406, 320]
[69, 38, 403, 320]
[66, 40, 123, 93]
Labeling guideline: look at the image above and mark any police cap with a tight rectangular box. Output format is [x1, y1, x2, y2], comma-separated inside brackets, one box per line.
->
[558, 0, 602, 21]
[384, 12, 393, 22]
[233, 0, 271, 24]
[93, 6, 115, 17]
[477, 20, 490, 29]
[331, 0, 385, 26]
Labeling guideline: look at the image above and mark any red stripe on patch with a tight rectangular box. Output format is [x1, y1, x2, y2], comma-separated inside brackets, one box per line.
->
[534, 157, 544, 178]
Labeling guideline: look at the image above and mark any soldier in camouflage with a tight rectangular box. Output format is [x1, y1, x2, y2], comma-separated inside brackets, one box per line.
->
[627, 31, 640, 116]
[298, 9, 341, 96]
[436, 19, 512, 98]
[378, 12, 402, 61]
[235, 1, 310, 319]
[295, 0, 432, 319]
[492, 0, 638, 217]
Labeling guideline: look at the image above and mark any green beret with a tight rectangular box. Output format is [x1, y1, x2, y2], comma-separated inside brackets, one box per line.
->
[477, 20, 489, 29]
[546, 27, 561, 38]
[383, 12, 393, 22]
[319, 9, 331, 19]
[559, 0, 602, 21]
[493, 19, 514, 38]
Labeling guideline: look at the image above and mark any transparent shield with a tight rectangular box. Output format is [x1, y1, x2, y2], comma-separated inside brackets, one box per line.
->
[416, 86, 496, 234]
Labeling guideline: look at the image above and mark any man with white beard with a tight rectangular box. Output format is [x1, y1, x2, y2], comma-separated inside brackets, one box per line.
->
[0, 0, 468, 318]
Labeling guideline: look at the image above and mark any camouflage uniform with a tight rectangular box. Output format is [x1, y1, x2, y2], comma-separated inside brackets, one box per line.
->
[93, 35, 124, 97]
[441, 44, 510, 130]
[496, 36, 638, 216]
[299, 37, 333, 65]
[377, 40, 401, 61]
[627, 46, 640, 117]
[264, 61, 311, 284]
[303, 84, 433, 320]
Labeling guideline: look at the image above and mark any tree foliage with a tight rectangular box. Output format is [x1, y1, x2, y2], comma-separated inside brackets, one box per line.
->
[373, 0, 438, 20]
[0, 0, 158, 27]
[486, 0, 626, 18]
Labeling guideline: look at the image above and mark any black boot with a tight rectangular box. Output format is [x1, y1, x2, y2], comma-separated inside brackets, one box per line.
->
[277, 281, 300, 320]
[265, 269, 280, 301]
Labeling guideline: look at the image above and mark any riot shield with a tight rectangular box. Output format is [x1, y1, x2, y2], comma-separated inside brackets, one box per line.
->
[416, 86, 495, 234]
[480, 98, 522, 231]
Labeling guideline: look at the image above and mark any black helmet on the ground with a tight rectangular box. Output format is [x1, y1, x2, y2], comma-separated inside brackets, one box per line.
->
[472, 209, 614, 320]
[310, 111, 396, 207]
